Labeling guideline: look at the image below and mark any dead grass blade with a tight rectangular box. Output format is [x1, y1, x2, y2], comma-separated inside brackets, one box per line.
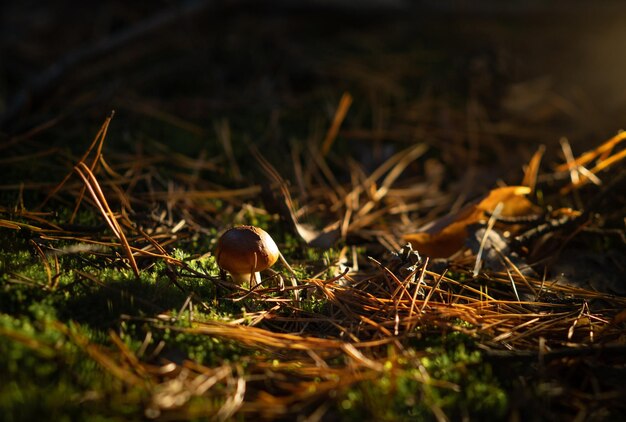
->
[0, 325, 57, 358]
[356, 143, 428, 218]
[215, 365, 246, 421]
[74, 162, 140, 277]
[40, 111, 114, 210]
[56, 321, 147, 387]
[522, 145, 545, 192]
[321, 92, 353, 156]
[29, 239, 52, 287]
[558, 131, 626, 193]
[555, 130, 626, 172]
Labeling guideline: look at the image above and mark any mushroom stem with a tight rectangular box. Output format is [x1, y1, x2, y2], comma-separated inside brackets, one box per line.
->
[230, 271, 262, 288]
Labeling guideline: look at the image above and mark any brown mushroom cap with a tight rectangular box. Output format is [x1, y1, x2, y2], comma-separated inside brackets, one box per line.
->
[215, 226, 279, 275]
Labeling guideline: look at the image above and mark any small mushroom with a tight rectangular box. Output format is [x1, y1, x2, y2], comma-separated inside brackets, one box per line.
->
[215, 225, 279, 287]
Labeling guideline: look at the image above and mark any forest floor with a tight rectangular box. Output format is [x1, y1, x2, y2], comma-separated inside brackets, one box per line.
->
[1, 2, 625, 420]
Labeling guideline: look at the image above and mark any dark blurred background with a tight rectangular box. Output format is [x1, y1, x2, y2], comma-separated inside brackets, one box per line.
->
[2, 0, 626, 191]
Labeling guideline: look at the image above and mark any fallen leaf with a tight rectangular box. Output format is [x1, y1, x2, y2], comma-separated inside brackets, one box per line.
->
[404, 186, 536, 258]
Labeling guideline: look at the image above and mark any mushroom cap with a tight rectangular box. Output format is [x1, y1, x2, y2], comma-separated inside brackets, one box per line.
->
[215, 225, 279, 275]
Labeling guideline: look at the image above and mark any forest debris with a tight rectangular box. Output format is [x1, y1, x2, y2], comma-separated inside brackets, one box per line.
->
[557, 131, 626, 193]
[321, 92, 353, 156]
[404, 186, 537, 258]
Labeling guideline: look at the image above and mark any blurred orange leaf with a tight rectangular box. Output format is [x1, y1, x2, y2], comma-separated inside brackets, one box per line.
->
[403, 186, 536, 258]
[522, 145, 545, 192]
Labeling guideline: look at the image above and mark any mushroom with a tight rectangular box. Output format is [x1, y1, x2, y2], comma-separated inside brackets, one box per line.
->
[214, 225, 280, 287]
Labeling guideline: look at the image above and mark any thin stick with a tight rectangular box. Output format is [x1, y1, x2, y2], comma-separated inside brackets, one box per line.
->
[472, 202, 503, 278]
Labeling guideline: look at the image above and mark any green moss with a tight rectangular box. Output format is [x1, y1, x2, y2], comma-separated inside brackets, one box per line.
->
[0, 314, 146, 422]
[337, 337, 507, 421]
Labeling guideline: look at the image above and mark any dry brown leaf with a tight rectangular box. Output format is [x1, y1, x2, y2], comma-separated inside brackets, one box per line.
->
[403, 186, 536, 258]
